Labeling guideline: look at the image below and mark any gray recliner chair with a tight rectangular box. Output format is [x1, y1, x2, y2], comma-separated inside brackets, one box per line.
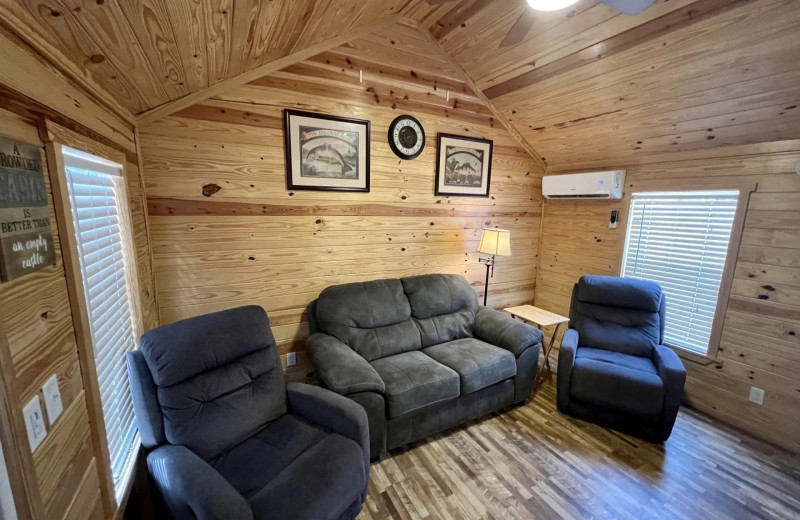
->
[126, 305, 370, 520]
[557, 275, 686, 442]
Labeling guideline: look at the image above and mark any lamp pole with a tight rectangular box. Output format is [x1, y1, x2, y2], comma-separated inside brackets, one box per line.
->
[479, 255, 495, 306]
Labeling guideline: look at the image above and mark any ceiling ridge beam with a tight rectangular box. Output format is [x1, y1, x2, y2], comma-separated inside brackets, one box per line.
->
[136, 13, 408, 128]
[483, 0, 754, 100]
[409, 20, 548, 171]
[0, 4, 136, 126]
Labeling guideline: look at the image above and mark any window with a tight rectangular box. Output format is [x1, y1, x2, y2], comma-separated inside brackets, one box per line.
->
[621, 190, 740, 356]
[62, 148, 139, 503]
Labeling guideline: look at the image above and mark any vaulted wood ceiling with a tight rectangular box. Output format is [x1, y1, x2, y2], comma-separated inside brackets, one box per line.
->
[2, 0, 798, 169]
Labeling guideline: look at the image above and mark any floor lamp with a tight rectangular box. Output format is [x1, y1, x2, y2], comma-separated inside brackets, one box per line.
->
[477, 228, 511, 306]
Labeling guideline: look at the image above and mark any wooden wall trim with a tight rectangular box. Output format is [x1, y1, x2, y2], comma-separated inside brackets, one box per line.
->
[42, 141, 117, 518]
[0, 27, 135, 152]
[133, 128, 160, 326]
[0, 317, 43, 520]
[147, 198, 537, 218]
[135, 13, 406, 127]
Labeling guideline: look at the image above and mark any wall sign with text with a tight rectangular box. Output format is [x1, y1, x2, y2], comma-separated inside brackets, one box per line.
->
[0, 136, 56, 281]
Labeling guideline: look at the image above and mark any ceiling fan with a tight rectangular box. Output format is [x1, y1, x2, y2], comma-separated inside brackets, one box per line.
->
[527, 0, 657, 16]
[500, 0, 657, 47]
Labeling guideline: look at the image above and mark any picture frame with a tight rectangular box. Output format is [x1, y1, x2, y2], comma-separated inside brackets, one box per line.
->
[435, 133, 493, 197]
[284, 109, 370, 192]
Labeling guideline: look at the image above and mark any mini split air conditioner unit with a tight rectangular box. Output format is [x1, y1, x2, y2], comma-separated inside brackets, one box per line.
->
[542, 170, 626, 199]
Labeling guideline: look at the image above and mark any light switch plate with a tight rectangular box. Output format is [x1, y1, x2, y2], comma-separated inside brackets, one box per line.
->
[22, 395, 47, 452]
[287, 352, 297, 367]
[749, 386, 765, 405]
[43, 375, 63, 424]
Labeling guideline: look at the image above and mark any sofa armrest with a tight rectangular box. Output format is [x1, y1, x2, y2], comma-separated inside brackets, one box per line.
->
[556, 328, 579, 412]
[307, 333, 385, 395]
[652, 345, 686, 402]
[474, 307, 544, 357]
[147, 445, 252, 520]
[287, 382, 371, 478]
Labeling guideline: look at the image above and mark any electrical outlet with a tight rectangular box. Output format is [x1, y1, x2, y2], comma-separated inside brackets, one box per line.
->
[23, 395, 47, 452]
[749, 386, 765, 405]
[287, 352, 297, 367]
[43, 375, 63, 424]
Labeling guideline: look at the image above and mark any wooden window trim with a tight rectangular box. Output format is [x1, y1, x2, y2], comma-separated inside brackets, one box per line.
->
[40, 119, 142, 519]
[616, 177, 758, 362]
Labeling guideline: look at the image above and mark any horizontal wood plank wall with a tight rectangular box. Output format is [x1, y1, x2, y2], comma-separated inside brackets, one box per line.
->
[140, 25, 545, 381]
[535, 142, 800, 453]
[0, 86, 156, 520]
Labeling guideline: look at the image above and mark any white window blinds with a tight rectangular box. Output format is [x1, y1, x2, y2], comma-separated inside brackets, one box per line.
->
[621, 190, 739, 355]
[63, 148, 139, 503]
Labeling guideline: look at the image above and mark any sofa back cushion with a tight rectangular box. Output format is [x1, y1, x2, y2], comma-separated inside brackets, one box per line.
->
[138, 305, 286, 460]
[316, 278, 421, 361]
[571, 275, 664, 357]
[402, 274, 477, 347]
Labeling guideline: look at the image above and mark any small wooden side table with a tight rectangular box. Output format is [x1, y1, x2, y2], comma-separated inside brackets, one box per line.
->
[504, 305, 570, 391]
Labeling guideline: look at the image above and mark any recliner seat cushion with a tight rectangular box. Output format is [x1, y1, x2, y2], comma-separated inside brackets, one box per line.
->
[210, 414, 326, 497]
[570, 347, 664, 416]
[402, 274, 478, 347]
[246, 431, 366, 520]
[315, 278, 421, 361]
[423, 338, 516, 395]
[370, 351, 460, 417]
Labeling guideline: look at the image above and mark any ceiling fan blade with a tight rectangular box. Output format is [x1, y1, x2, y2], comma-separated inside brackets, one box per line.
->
[599, 0, 657, 15]
[500, 10, 537, 48]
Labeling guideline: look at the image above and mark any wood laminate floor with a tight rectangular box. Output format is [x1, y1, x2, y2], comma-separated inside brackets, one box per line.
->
[358, 381, 800, 520]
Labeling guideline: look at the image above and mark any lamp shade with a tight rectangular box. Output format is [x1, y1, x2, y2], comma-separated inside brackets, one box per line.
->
[477, 228, 511, 256]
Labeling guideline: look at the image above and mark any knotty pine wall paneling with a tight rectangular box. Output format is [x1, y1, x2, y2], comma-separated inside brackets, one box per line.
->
[534, 141, 800, 454]
[0, 59, 157, 520]
[140, 26, 546, 381]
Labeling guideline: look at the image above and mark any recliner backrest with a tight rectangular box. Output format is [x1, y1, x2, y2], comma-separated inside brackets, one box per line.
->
[402, 274, 477, 347]
[129, 305, 286, 460]
[570, 275, 665, 357]
[315, 278, 422, 361]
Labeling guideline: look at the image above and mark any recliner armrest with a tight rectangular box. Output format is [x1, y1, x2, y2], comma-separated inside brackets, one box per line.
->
[652, 345, 686, 396]
[287, 382, 371, 478]
[307, 333, 385, 395]
[556, 328, 579, 412]
[147, 445, 252, 520]
[474, 307, 544, 357]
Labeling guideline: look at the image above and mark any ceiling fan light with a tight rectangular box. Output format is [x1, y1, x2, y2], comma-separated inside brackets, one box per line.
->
[526, 0, 580, 11]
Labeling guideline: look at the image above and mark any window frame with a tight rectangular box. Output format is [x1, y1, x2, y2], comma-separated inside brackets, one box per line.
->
[615, 177, 756, 362]
[43, 120, 143, 519]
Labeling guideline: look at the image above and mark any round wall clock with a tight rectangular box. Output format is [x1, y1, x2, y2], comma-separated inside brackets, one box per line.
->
[388, 115, 425, 160]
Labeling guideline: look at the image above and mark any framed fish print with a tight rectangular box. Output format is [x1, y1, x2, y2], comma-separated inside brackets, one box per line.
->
[284, 109, 370, 192]
[435, 133, 493, 197]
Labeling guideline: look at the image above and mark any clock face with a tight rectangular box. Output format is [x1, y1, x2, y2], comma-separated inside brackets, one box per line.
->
[388, 115, 425, 160]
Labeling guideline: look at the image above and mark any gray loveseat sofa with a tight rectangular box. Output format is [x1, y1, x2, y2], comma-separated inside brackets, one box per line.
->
[306, 274, 544, 459]
[127, 306, 370, 520]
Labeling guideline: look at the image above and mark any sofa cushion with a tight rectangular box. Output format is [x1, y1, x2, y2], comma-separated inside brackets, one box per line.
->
[370, 351, 460, 417]
[210, 414, 326, 498]
[402, 274, 478, 347]
[315, 278, 421, 361]
[570, 348, 664, 416]
[246, 431, 366, 520]
[423, 338, 516, 395]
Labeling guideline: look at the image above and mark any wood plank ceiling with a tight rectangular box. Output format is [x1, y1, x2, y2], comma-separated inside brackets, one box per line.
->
[424, 0, 800, 168]
[2, 0, 798, 169]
